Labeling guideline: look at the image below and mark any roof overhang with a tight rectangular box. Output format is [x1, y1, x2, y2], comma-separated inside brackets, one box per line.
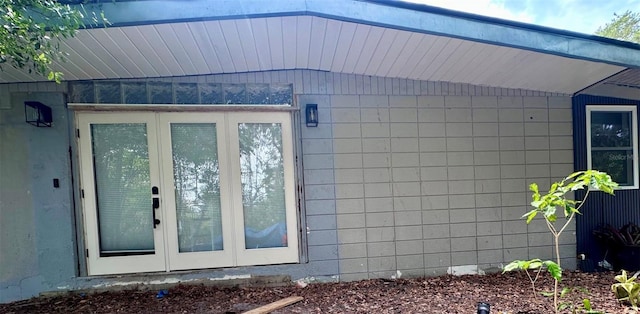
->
[1, 0, 639, 96]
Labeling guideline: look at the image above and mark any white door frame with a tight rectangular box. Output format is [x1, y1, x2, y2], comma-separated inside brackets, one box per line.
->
[77, 111, 299, 275]
[157, 113, 235, 270]
[77, 112, 166, 275]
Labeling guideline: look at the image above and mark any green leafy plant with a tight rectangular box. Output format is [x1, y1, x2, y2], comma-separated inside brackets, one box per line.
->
[573, 298, 602, 314]
[612, 270, 640, 309]
[503, 170, 617, 313]
[504, 259, 560, 297]
[0, 0, 108, 82]
[554, 287, 603, 314]
[595, 10, 640, 44]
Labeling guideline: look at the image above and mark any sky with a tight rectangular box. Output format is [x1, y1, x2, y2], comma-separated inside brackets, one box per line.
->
[405, 0, 640, 35]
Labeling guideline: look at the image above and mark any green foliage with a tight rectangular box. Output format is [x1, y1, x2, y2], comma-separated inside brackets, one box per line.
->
[503, 170, 617, 314]
[580, 298, 603, 314]
[612, 270, 640, 308]
[503, 259, 562, 281]
[595, 10, 640, 44]
[239, 123, 286, 231]
[525, 171, 617, 224]
[553, 287, 602, 313]
[0, 0, 106, 82]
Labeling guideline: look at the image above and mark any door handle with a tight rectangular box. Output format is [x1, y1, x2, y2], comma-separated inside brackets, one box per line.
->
[152, 197, 160, 228]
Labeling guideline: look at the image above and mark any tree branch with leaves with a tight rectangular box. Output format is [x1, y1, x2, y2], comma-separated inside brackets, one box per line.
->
[595, 10, 640, 44]
[0, 0, 106, 82]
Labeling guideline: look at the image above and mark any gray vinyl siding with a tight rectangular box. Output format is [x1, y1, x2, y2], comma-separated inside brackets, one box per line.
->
[2, 70, 569, 97]
[298, 90, 574, 280]
[0, 69, 574, 302]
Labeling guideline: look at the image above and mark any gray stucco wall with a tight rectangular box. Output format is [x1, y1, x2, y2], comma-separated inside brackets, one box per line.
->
[0, 92, 77, 302]
[0, 70, 575, 303]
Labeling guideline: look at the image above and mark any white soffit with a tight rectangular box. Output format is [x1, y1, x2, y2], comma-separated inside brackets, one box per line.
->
[0, 16, 627, 94]
[603, 68, 640, 89]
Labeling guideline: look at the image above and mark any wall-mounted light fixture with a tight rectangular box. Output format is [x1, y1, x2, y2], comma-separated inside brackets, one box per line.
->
[305, 104, 318, 127]
[477, 302, 490, 314]
[24, 101, 52, 127]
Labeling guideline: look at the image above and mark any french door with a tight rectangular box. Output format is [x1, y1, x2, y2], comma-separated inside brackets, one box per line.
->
[77, 111, 298, 276]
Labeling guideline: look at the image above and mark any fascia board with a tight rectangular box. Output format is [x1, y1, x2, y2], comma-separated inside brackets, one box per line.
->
[71, 0, 640, 68]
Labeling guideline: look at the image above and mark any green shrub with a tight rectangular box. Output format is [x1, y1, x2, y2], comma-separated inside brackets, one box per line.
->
[503, 170, 617, 314]
[612, 270, 640, 308]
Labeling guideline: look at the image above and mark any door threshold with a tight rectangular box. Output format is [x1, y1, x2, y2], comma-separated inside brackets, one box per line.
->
[42, 273, 292, 298]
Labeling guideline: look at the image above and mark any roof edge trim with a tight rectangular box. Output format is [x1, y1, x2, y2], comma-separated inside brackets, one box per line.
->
[363, 0, 640, 51]
[73, 0, 640, 68]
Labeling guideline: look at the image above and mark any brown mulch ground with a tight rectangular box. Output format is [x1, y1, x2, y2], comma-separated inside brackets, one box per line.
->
[1, 271, 637, 314]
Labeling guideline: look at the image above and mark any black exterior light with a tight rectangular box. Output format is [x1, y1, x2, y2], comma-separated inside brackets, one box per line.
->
[24, 101, 52, 127]
[305, 104, 318, 127]
[477, 302, 490, 314]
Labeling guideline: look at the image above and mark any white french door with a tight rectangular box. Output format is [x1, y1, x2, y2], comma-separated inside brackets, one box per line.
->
[158, 113, 234, 271]
[227, 113, 299, 266]
[77, 113, 166, 275]
[77, 111, 298, 276]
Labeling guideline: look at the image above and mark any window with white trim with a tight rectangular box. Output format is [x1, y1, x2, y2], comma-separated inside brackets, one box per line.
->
[586, 105, 639, 189]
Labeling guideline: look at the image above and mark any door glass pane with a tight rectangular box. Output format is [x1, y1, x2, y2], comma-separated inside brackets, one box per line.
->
[171, 124, 223, 252]
[238, 123, 287, 249]
[91, 124, 154, 256]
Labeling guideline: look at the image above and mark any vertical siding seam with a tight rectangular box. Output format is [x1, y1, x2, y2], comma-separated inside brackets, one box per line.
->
[328, 94, 340, 273]
[442, 95, 453, 269]
[470, 94, 481, 266]
[388, 95, 398, 277]
[415, 94, 426, 273]
[496, 95, 506, 261]
[357, 95, 369, 278]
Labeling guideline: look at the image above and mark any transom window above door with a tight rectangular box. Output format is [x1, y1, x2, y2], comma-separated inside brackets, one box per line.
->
[76, 111, 298, 276]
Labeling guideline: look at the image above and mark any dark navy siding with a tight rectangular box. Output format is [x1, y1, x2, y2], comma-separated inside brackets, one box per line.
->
[573, 94, 640, 272]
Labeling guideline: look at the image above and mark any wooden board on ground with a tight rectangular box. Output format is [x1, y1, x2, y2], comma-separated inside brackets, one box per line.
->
[243, 296, 303, 314]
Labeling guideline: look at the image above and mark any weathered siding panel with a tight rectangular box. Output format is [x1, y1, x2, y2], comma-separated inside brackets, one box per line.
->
[319, 92, 575, 280]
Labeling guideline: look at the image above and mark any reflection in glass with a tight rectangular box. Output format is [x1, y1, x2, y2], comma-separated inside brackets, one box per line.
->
[123, 82, 148, 104]
[591, 111, 635, 186]
[69, 81, 95, 103]
[68, 82, 293, 105]
[200, 83, 223, 104]
[91, 124, 154, 255]
[224, 84, 246, 104]
[175, 83, 199, 104]
[270, 84, 293, 105]
[247, 84, 270, 104]
[171, 124, 223, 252]
[95, 82, 122, 104]
[149, 82, 173, 104]
[238, 123, 287, 249]
[591, 112, 631, 148]
[592, 150, 633, 186]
